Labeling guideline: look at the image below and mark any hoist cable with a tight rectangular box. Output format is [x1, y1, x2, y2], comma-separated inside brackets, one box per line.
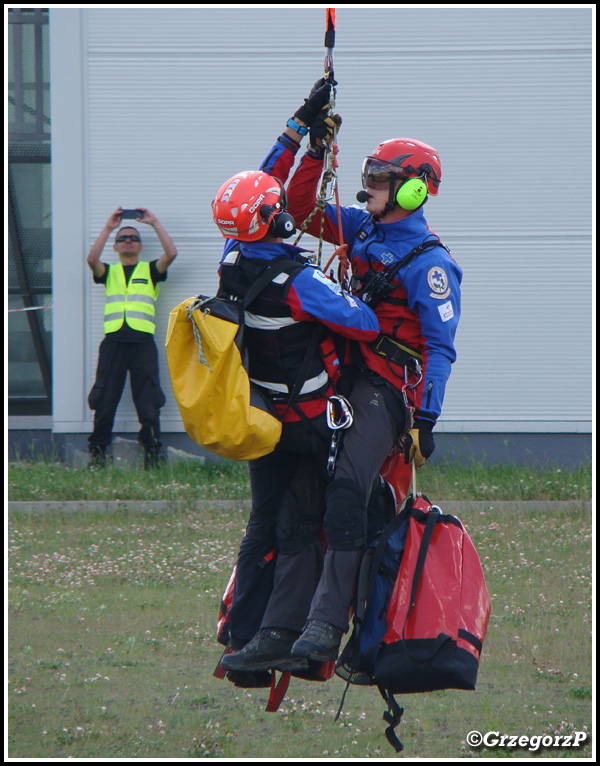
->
[293, 8, 348, 283]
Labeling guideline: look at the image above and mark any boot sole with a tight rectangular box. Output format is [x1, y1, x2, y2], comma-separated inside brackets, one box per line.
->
[290, 645, 339, 664]
[221, 655, 308, 673]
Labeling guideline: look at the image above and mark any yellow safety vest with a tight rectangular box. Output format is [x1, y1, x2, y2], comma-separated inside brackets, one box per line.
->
[104, 261, 159, 335]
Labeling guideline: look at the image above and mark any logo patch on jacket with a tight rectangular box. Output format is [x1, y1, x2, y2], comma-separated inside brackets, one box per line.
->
[438, 300, 454, 322]
[427, 267, 450, 299]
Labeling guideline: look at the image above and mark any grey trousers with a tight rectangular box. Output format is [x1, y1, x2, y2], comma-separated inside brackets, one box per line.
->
[261, 370, 403, 633]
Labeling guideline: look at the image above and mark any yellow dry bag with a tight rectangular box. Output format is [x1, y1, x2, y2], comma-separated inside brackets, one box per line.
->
[165, 259, 302, 461]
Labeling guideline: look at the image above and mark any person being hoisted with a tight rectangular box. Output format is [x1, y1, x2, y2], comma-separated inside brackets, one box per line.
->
[211, 156, 380, 680]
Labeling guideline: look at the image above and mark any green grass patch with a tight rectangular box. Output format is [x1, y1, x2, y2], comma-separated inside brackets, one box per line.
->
[7, 458, 592, 502]
[7, 500, 592, 758]
[7, 459, 251, 503]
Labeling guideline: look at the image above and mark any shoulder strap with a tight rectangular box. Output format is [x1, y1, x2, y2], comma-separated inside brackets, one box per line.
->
[242, 257, 302, 309]
[386, 236, 449, 281]
[400, 505, 452, 661]
[354, 236, 448, 308]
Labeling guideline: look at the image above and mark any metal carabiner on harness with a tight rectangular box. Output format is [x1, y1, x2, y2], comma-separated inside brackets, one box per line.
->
[400, 361, 423, 434]
[326, 394, 354, 430]
[326, 395, 354, 475]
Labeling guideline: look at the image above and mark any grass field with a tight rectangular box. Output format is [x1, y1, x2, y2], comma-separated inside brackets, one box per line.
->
[7, 457, 593, 503]
[7, 461, 593, 758]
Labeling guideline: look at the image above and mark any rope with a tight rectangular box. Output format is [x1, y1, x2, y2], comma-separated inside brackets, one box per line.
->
[293, 7, 348, 284]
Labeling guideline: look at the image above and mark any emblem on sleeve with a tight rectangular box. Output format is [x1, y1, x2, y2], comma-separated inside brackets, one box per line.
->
[427, 266, 451, 299]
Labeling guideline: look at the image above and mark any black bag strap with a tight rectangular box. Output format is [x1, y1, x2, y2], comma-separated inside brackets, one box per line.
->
[377, 685, 405, 753]
[241, 257, 302, 309]
[405, 507, 439, 624]
[400, 505, 453, 661]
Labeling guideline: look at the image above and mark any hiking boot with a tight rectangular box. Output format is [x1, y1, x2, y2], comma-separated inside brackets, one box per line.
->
[88, 446, 107, 469]
[144, 448, 166, 470]
[220, 628, 307, 672]
[290, 620, 343, 663]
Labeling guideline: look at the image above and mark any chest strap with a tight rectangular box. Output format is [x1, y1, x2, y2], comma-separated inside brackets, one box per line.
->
[370, 335, 422, 369]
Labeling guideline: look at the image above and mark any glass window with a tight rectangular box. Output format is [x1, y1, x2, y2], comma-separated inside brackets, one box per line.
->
[8, 8, 52, 415]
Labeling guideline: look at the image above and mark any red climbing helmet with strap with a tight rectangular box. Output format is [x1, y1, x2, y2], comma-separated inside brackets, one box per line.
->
[212, 170, 289, 242]
[362, 138, 441, 196]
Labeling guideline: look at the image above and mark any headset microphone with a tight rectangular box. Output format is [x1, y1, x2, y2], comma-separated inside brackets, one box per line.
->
[356, 191, 370, 203]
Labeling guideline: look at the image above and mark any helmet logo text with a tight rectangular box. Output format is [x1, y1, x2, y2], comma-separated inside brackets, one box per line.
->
[248, 194, 265, 214]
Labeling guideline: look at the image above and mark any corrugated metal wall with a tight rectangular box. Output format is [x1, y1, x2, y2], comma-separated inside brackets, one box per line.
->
[59, 7, 593, 434]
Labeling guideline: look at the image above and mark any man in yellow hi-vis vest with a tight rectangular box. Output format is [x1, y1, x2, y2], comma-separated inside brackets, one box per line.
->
[86, 207, 177, 468]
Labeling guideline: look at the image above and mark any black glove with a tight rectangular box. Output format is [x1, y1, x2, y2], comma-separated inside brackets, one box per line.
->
[403, 419, 435, 468]
[307, 112, 342, 159]
[294, 77, 337, 126]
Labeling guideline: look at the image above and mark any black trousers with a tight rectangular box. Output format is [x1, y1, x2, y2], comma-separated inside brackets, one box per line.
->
[87, 335, 166, 452]
[227, 415, 330, 644]
[228, 371, 406, 643]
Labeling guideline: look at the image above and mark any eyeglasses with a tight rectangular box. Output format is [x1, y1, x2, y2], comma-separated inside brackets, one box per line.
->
[116, 235, 141, 243]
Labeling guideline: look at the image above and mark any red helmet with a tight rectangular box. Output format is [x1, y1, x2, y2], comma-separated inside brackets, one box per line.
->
[362, 138, 441, 196]
[212, 170, 287, 242]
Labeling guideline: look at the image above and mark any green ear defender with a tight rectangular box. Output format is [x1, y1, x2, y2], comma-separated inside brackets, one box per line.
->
[396, 177, 428, 210]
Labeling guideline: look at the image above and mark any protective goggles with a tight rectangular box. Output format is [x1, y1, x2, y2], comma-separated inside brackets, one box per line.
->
[361, 157, 411, 189]
[116, 234, 141, 243]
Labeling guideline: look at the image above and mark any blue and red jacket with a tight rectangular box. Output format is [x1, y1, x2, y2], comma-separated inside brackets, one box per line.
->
[260, 136, 462, 425]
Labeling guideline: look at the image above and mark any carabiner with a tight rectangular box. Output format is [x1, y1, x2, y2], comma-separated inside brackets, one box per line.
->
[326, 395, 354, 431]
[401, 362, 423, 410]
[327, 430, 341, 476]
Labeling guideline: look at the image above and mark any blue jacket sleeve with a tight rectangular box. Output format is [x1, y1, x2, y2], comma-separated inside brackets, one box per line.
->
[287, 266, 380, 341]
[259, 135, 302, 185]
[403, 251, 462, 422]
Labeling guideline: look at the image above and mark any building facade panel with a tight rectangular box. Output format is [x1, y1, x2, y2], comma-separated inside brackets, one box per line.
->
[45, 7, 592, 436]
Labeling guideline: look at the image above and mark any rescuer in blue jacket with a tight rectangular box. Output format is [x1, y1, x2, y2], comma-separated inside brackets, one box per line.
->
[284, 99, 462, 667]
[220, 76, 462, 673]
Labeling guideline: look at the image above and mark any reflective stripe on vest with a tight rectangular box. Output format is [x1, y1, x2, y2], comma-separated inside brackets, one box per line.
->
[104, 262, 159, 334]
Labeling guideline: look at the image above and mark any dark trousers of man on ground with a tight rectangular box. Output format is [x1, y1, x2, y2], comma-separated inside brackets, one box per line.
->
[88, 336, 166, 466]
